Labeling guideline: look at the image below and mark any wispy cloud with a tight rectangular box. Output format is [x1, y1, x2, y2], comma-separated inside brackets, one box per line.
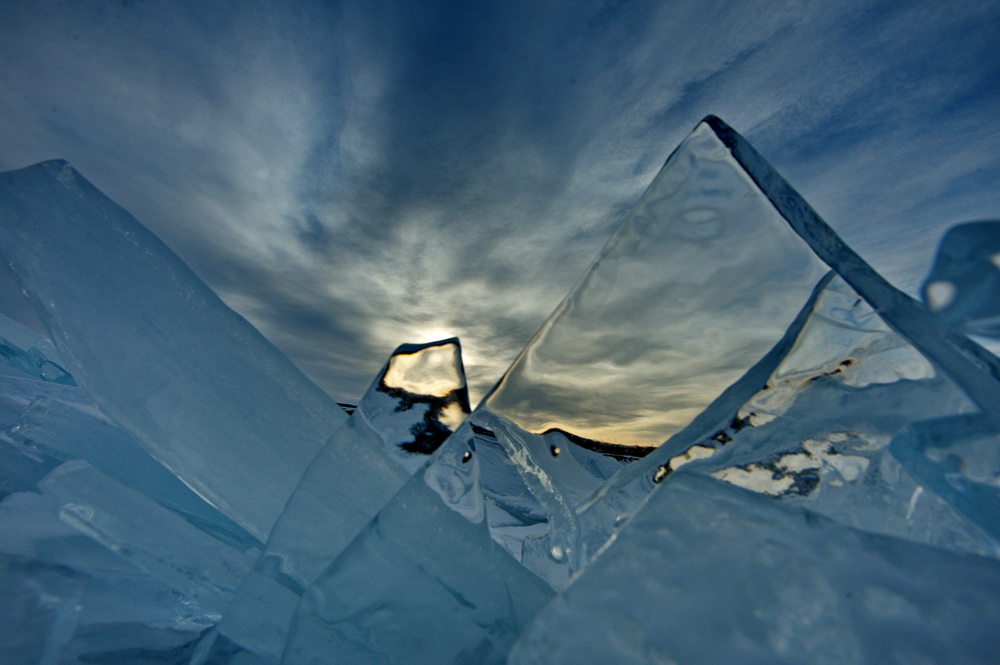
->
[1, 0, 998, 405]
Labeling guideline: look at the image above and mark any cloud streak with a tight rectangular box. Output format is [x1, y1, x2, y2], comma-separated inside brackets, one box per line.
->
[1, 0, 998, 405]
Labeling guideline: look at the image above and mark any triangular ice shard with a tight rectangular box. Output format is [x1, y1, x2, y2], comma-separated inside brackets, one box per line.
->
[465, 117, 832, 582]
[561, 190, 1000, 583]
[485, 118, 831, 448]
[6, 397, 256, 551]
[0, 161, 349, 541]
[0, 552, 87, 665]
[594, 276, 997, 559]
[454, 116, 1000, 584]
[0, 476, 231, 659]
[711, 117, 1000, 410]
[213, 339, 470, 661]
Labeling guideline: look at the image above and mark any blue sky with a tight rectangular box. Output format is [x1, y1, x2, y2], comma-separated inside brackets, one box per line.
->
[1, 0, 998, 403]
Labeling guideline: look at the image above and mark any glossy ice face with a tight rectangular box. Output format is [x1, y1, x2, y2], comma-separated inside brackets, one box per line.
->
[382, 341, 466, 398]
[484, 122, 830, 448]
[360, 338, 471, 468]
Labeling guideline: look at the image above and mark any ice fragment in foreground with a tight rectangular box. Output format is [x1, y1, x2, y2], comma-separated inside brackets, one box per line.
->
[1, 116, 998, 663]
[6, 397, 256, 550]
[0, 316, 74, 387]
[0, 433, 59, 499]
[0, 553, 86, 665]
[482, 116, 1000, 584]
[282, 441, 553, 665]
[891, 412, 1000, 543]
[216, 339, 469, 661]
[0, 161, 349, 541]
[468, 116, 831, 581]
[922, 220, 1000, 338]
[616, 276, 998, 558]
[39, 460, 253, 613]
[509, 473, 1000, 665]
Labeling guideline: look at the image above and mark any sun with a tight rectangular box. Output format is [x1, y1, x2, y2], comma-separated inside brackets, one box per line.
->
[413, 327, 456, 344]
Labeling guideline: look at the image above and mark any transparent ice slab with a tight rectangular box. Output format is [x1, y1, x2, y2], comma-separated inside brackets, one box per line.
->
[0, 369, 97, 432]
[0, 488, 224, 652]
[484, 118, 831, 449]
[216, 339, 470, 661]
[467, 116, 1000, 584]
[0, 553, 86, 665]
[891, 412, 1000, 544]
[0, 433, 60, 500]
[554, 275, 995, 591]
[38, 461, 254, 615]
[6, 397, 256, 551]
[638, 276, 997, 559]
[509, 473, 1000, 665]
[467, 117, 832, 580]
[0, 161, 349, 541]
[0, 331, 73, 386]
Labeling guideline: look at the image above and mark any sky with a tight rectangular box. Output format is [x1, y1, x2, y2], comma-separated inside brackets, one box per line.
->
[1, 0, 999, 406]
